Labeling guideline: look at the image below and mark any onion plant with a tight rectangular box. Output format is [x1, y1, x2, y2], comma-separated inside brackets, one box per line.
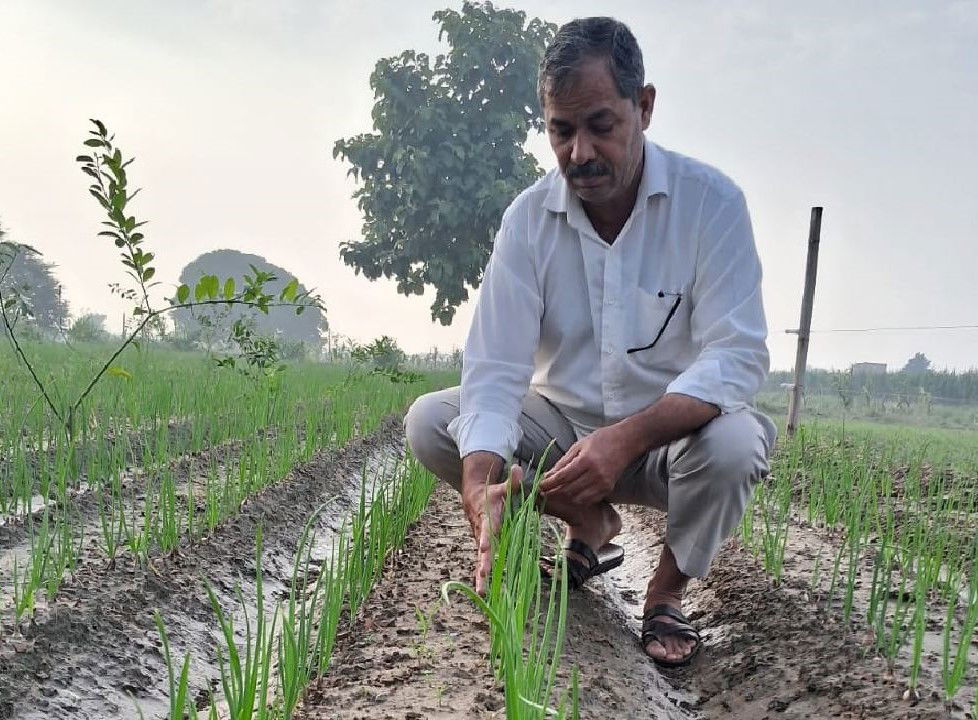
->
[143, 455, 438, 718]
[443, 459, 579, 720]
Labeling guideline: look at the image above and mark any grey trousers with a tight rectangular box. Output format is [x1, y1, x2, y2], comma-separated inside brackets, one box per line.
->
[404, 387, 777, 578]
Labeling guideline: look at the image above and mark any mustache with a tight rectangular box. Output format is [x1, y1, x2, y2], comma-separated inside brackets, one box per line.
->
[567, 162, 610, 179]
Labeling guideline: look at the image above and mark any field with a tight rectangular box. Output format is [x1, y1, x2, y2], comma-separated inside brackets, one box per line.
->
[1, 342, 978, 720]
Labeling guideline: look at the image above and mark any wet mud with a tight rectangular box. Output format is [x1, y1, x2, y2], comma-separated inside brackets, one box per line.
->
[0, 418, 404, 720]
[2, 425, 972, 719]
[299, 487, 967, 719]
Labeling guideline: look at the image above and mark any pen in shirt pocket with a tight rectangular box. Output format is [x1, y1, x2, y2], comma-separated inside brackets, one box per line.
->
[627, 289, 683, 354]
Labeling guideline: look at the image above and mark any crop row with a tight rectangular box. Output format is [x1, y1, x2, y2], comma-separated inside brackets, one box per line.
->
[151, 455, 580, 719]
[1, 345, 454, 623]
[742, 420, 978, 713]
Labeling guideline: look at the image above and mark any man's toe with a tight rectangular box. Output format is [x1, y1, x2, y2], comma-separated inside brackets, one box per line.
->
[645, 640, 667, 660]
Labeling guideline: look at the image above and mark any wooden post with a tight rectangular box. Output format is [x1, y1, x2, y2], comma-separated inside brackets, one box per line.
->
[786, 207, 823, 436]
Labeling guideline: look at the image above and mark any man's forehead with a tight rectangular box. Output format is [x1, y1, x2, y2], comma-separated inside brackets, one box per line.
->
[547, 106, 617, 125]
[543, 58, 627, 119]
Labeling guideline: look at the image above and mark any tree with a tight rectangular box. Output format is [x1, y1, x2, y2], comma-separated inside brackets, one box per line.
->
[68, 313, 108, 343]
[334, 2, 556, 324]
[0, 224, 70, 336]
[172, 250, 326, 349]
[903, 352, 932, 374]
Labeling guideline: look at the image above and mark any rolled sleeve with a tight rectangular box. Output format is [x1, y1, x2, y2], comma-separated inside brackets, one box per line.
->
[665, 189, 769, 412]
[447, 219, 542, 461]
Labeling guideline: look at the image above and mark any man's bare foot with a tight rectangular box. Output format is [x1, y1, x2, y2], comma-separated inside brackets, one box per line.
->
[642, 589, 697, 664]
[564, 501, 622, 558]
[643, 544, 697, 665]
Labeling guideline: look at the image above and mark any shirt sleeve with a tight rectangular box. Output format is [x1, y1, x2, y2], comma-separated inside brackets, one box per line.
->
[447, 218, 543, 460]
[665, 188, 770, 412]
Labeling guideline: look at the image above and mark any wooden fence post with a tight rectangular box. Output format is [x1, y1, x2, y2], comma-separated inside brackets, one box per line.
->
[786, 207, 823, 436]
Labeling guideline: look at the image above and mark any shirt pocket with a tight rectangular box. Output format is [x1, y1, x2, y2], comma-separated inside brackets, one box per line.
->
[626, 285, 690, 361]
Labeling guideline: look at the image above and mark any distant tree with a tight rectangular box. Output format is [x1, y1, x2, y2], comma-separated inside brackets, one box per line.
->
[903, 352, 932, 374]
[68, 313, 108, 343]
[172, 250, 326, 348]
[0, 225, 69, 336]
[334, 2, 556, 324]
[351, 335, 406, 372]
[831, 371, 854, 412]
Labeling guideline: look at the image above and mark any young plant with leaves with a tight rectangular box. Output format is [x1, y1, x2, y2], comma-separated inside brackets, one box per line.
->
[0, 119, 325, 439]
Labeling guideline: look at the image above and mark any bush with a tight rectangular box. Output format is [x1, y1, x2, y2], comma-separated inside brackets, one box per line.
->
[68, 313, 108, 343]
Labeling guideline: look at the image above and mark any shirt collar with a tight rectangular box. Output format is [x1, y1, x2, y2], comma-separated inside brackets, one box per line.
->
[542, 137, 670, 214]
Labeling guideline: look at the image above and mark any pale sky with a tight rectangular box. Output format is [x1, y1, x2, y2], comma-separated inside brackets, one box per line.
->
[1, 0, 976, 370]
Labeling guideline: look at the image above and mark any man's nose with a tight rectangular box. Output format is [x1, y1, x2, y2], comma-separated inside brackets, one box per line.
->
[570, 131, 595, 166]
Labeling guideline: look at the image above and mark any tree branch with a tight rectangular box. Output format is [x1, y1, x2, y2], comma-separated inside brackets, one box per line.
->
[0, 285, 66, 427]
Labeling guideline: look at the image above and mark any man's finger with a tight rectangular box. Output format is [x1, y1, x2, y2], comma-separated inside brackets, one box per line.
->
[545, 443, 580, 477]
[540, 454, 582, 490]
[546, 464, 596, 503]
[476, 519, 494, 594]
[540, 455, 587, 492]
[508, 463, 524, 490]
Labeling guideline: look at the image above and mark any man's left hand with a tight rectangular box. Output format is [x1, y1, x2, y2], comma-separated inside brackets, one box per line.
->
[538, 424, 633, 505]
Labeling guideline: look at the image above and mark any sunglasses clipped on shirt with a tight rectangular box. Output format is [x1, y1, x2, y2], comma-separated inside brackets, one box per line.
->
[626, 291, 683, 355]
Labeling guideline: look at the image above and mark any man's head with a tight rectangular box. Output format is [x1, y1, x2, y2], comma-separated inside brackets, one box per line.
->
[538, 17, 655, 205]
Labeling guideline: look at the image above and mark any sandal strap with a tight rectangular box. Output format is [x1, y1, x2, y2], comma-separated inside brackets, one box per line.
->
[643, 603, 691, 626]
[641, 620, 701, 647]
[562, 538, 598, 569]
[641, 604, 701, 647]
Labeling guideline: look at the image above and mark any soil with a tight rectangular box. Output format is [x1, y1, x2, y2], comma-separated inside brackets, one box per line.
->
[296, 485, 689, 720]
[0, 418, 405, 720]
[297, 486, 968, 720]
[2, 422, 973, 719]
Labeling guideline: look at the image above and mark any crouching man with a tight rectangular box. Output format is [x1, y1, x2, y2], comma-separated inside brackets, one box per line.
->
[405, 16, 776, 668]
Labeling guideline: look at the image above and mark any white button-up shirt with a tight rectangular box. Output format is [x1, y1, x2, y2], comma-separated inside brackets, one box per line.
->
[448, 138, 770, 461]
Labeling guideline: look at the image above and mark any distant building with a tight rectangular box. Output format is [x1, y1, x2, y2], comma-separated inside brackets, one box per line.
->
[851, 362, 887, 376]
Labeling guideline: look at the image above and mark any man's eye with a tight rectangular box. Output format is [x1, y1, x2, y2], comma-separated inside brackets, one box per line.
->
[550, 127, 573, 139]
[592, 125, 613, 134]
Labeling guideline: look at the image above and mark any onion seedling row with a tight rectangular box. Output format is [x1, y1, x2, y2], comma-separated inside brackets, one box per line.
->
[741, 420, 978, 706]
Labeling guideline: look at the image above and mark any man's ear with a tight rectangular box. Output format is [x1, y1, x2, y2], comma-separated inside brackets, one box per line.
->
[639, 84, 656, 129]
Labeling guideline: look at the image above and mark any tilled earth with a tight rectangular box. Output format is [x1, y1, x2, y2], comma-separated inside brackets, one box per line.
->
[296, 487, 686, 720]
[0, 419, 405, 720]
[1, 422, 970, 719]
[298, 488, 965, 720]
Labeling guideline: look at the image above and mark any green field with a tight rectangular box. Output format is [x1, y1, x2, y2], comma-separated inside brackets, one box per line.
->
[2, 340, 978, 718]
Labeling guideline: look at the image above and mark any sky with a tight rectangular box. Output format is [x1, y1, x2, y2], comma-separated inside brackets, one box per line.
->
[0, 0, 976, 371]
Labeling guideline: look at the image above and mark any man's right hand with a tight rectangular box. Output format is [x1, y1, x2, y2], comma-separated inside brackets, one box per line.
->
[460, 452, 524, 595]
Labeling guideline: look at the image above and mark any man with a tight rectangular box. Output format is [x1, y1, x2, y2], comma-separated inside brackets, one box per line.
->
[405, 16, 776, 668]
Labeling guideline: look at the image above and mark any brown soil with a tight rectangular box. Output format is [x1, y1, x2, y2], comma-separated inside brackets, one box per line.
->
[298, 486, 967, 720]
[296, 486, 688, 720]
[3, 424, 972, 720]
[0, 419, 404, 720]
[612, 507, 963, 720]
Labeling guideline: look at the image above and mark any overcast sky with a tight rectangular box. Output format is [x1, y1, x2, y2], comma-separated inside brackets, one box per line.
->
[1, 0, 976, 370]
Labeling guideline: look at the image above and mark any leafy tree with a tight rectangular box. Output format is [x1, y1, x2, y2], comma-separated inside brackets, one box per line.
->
[68, 313, 108, 343]
[0, 224, 69, 336]
[903, 352, 932, 374]
[173, 250, 325, 348]
[350, 335, 422, 384]
[351, 335, 406, 372]
[334, 2, 556, 324]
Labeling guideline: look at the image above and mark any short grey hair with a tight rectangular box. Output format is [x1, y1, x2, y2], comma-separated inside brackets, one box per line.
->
[538, 17, 645, 107]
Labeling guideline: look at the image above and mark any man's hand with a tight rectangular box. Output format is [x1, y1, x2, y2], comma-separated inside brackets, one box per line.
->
[538, 424, 632, 506]
[460, 454, 523, 595]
